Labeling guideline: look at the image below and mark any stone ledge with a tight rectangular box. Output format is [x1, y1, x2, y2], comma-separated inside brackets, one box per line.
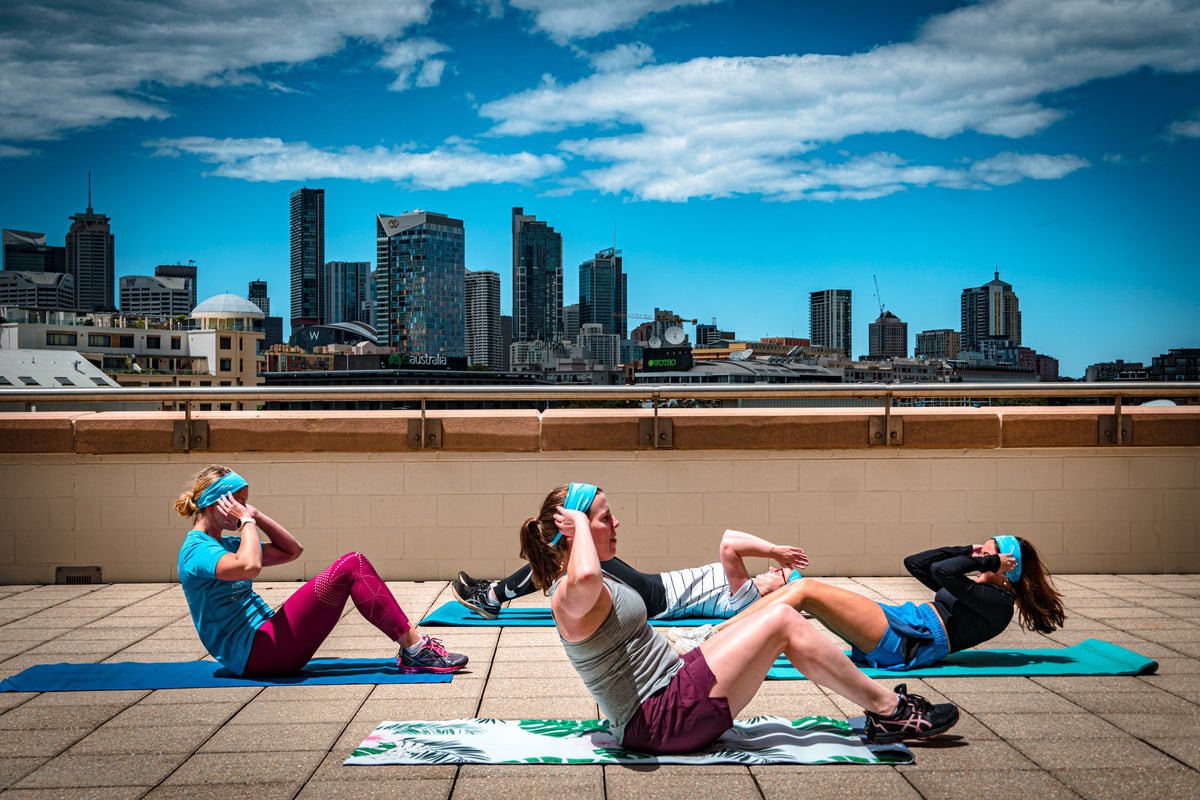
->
[0, 412, 83, 453]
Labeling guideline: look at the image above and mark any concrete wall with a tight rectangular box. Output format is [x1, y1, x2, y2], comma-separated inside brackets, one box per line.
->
[1, 406, 1197, 582]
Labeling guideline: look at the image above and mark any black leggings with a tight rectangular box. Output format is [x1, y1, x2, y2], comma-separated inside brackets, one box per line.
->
[492, 557, 668, 617]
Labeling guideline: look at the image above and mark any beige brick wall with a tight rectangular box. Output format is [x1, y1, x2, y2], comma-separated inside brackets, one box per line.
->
[0, 445, 1197, 582]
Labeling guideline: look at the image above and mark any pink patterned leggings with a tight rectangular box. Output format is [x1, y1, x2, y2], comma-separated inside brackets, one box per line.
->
[242, 552, 411, 675]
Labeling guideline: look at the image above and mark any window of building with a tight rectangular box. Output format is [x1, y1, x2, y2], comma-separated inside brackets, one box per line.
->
[200, 380, 211, 386]
[119, 335, 134, 348]
[0, 376, 10, 385]
[55, 376, 75, 386]
[88, 334, 110, 347]
[19, 376, 38, 385]
[220, 336, 232, 350]
[219, 381, 231, 386]
[46, 332, 78, 346]
[171, 337, 181, 350]
[219, 403, 232, 411]
[199, 403, 212, 411]
[178, 380, 191, 386]
[90, 377, 109, 386]
[219, 359, 232, 371]
[146, 336, 161, 349]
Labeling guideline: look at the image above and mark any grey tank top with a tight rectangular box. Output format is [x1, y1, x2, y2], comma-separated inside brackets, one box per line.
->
[551, 576, 683, 742]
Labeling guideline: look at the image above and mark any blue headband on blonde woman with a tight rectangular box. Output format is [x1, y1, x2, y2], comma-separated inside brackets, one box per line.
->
[993, 534, 1023, 583]
[196, 471, 248, 510]
[549, 482, 599, 547]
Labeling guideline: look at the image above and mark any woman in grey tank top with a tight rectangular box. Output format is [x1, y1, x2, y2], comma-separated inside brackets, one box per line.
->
[519, 482, 961, 754]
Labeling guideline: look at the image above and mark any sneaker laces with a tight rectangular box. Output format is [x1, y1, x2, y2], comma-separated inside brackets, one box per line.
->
[423, 636, 451, 658]
[901, 692, 933, 716]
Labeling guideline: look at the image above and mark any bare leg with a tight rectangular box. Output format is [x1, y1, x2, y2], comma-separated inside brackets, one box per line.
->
[715, 579, 890, 653]
[699, 603, 897, 718]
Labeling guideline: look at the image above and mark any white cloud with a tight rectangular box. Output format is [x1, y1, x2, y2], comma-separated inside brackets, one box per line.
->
[0, 0, 436, 143]
[510, 0, 725, 43]
[147, 136, 564, 189]
[586, 42, 656, 73]
[1166, 118, 1200, 139]
[482, 0, 1199, 199]
[0, 144, 37, 159]
[378, 38, 451, 90]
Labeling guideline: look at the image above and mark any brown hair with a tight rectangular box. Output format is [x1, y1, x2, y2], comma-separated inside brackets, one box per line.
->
[518, 483, 588, 593]
[173, 465, 233, 519]
[1010, 536, 1066, 634]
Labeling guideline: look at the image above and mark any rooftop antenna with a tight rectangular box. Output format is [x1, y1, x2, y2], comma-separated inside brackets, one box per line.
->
[87, 172, 92, 213]
[873, 274, 885, 315]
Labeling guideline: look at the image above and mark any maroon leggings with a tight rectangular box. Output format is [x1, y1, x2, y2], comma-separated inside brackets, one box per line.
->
[242, 552, 411, 676]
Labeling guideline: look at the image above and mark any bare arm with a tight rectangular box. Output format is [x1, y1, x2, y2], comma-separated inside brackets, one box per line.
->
[244, 503, 303, 566]
[719, 529, 808, 594]
[211, 493, 264, 582]
[550, 508, 612, 641]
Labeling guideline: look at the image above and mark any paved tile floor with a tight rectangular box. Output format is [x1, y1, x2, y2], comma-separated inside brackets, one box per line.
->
[0, 574, 1198, 799]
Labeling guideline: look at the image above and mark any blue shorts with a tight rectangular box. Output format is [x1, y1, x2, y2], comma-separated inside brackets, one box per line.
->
[851, 601, 950, 671]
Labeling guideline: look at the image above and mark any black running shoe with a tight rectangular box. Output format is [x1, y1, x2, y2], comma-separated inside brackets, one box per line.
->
[452, 578, 501, 620]
[457, 570, 489, 590]
[864, 683, 960, 744]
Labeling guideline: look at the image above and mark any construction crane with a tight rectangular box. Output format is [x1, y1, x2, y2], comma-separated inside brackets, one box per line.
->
[873, 274, 886, 316]
[615, 311, 699, 325]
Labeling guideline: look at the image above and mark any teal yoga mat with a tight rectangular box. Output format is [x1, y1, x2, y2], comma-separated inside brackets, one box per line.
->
[0, 658, 453, 692]
[767, 638, 1157, 680]
[420, 601, 725, 628]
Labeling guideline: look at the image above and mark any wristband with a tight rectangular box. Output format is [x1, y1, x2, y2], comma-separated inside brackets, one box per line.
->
[236, 517, 255, 530]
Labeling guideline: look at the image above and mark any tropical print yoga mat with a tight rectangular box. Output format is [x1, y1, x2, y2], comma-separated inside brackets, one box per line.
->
[345, 715, 913, 766]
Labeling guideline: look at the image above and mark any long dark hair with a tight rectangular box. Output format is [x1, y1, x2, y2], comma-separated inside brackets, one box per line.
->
[1011, 536, 1066, 634]
[518, 483, 580, 593]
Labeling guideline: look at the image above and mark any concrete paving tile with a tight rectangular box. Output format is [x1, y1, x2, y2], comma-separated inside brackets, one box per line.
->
[977, 712, 1128, 740]
[929, 691, 1082, 715]
[0, 703, 128, 730]
[896, 738, 1033, 770]
[0, 758, 48, 792]
[18, 690, 148, 708]
[198, 720, 345, 753]
[161, 750, 324, 785]
[12, 753, 185, 789]
[0, 727, 90, 757]
[929, 676, 1049, 694]
[0, 788, 148, 800]
[1052, 766, 1200, 800]
[135, 686, 261, 704]
[69, 723, 221, 755]
[1031, 675, 1165, 693]
[480, 675, 590, 698]
[309, 750, 456, 781]
[902, 768, 1080, 800]
[1009, 737, 1184, 770]
[486, 660, 578, 678]
[226, 699, 359, 725]
[105, 702, 244, 728]
[254, 683, 372, 702]
[353, 699, 481, 722]
[144, 783, 304, 800]
[756, 766, 920, 800]
[1053, 689, 1198, 715]
[1105, 712, 1200, 738]
[297, 779, 453, 800]
[490, 646, 564, 663]
[1145, 735, 1200, 770]
[366, 677, 486, 700]
[603, 765, 756, 800]
[1148, 655, 1200, 674]
[476, 696, 596, 719]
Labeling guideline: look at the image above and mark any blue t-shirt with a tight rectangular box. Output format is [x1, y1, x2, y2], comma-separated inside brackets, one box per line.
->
[178, 530, 274, 675]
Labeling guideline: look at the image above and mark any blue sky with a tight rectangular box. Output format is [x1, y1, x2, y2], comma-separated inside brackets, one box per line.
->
[1, 0, 1197, 378]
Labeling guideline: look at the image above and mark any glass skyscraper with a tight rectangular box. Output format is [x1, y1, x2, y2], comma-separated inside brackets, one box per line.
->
[579, 247, 627, 339]
[375, 211, 465, 357]
[511, 207, 562, 343]
[324, 261, 371, 325]
[809, 289, 852, 357]
[290, 187, 324, 330]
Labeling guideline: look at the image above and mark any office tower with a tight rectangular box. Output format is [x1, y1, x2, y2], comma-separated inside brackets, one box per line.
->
[562, 303, 580, 342]
[156, 263, 198, 311]
[511, 207, 562, 343]
[120, 275, 192, 317]
[579, 323, 620, 367]
[500, 314, 512, 371]
[3, 230, 65, 273]
[809, 289, 852, 356]
[961, 270, 1020, 352]
[247, 280, 270, 315]
[0, 271, 74, 309]
[868, 310, 908, 359]
[465, 269, 502, 370]
[915, 328, 961, 360]
[375, 211, 465, 356]
[324, 261, 370, 324]
[66, 186, 115, 311]
[290, 187, 325, 329]
[579, 247, 627, 339]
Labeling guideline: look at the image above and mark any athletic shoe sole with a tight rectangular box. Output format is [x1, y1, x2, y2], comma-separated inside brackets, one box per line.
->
[398, 663, 466, 674]
[451, 579, 501, 620]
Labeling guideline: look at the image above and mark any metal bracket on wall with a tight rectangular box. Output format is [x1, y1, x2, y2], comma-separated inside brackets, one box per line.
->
[639, 416, 673, 448]
[408, 417, 443, 449]
[869, 401, 904, 446]
[173, 404, 208, 451]
[1099, 397, 1131, 445]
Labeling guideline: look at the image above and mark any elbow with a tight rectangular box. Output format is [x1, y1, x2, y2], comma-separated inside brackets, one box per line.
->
[290, 542, 305, 561]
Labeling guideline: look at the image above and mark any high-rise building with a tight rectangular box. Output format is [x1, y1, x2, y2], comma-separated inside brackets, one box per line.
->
[867, 310, 908, 359]
[375, 211, 465, 357]
[0, 271, 74, 310]
[66, 189, 115, 311]
[961, 270, 1020, 353]
[120, 275, 193, 317]
[3, 230, 65, 273]
[247, 279, 283, 348]
[562, 303, 580, 342]
[290, 187, 325, 330]
[809, 289, 852, 356]
[915, 328, 961, 360]
[155, 263, 198, 311]
[247, 280, 270, 315]
[579, 322, 620, 367]
[511, 207, 563, 343]
[579, 247, 627, 339]
[324, 261, 370, 325]
[465, 269, 502, 370]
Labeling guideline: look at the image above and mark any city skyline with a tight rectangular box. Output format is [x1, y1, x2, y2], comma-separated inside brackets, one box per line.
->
[1, 0, 1197, 377]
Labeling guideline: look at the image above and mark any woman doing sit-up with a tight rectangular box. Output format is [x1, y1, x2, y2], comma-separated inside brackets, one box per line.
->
[676, 538, 1066, 671]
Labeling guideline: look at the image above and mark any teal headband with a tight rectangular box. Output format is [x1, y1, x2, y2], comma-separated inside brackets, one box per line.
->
[196, 471, 248, 510]
[549, 482, 598, 547]
[993, 535, 1023, 583]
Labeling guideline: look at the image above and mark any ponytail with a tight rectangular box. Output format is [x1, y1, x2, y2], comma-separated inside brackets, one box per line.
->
[174, 465, 232, 520]
[518, 484, 577, 593]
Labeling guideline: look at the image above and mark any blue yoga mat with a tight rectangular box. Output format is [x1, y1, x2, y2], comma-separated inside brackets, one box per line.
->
[767, 638, 1157, 680]
[0, 658, 453, 693]
[420, 601, 726, 628]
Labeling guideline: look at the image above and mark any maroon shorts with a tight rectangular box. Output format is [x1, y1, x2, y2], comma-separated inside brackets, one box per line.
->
[621, 648, 733, 754]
